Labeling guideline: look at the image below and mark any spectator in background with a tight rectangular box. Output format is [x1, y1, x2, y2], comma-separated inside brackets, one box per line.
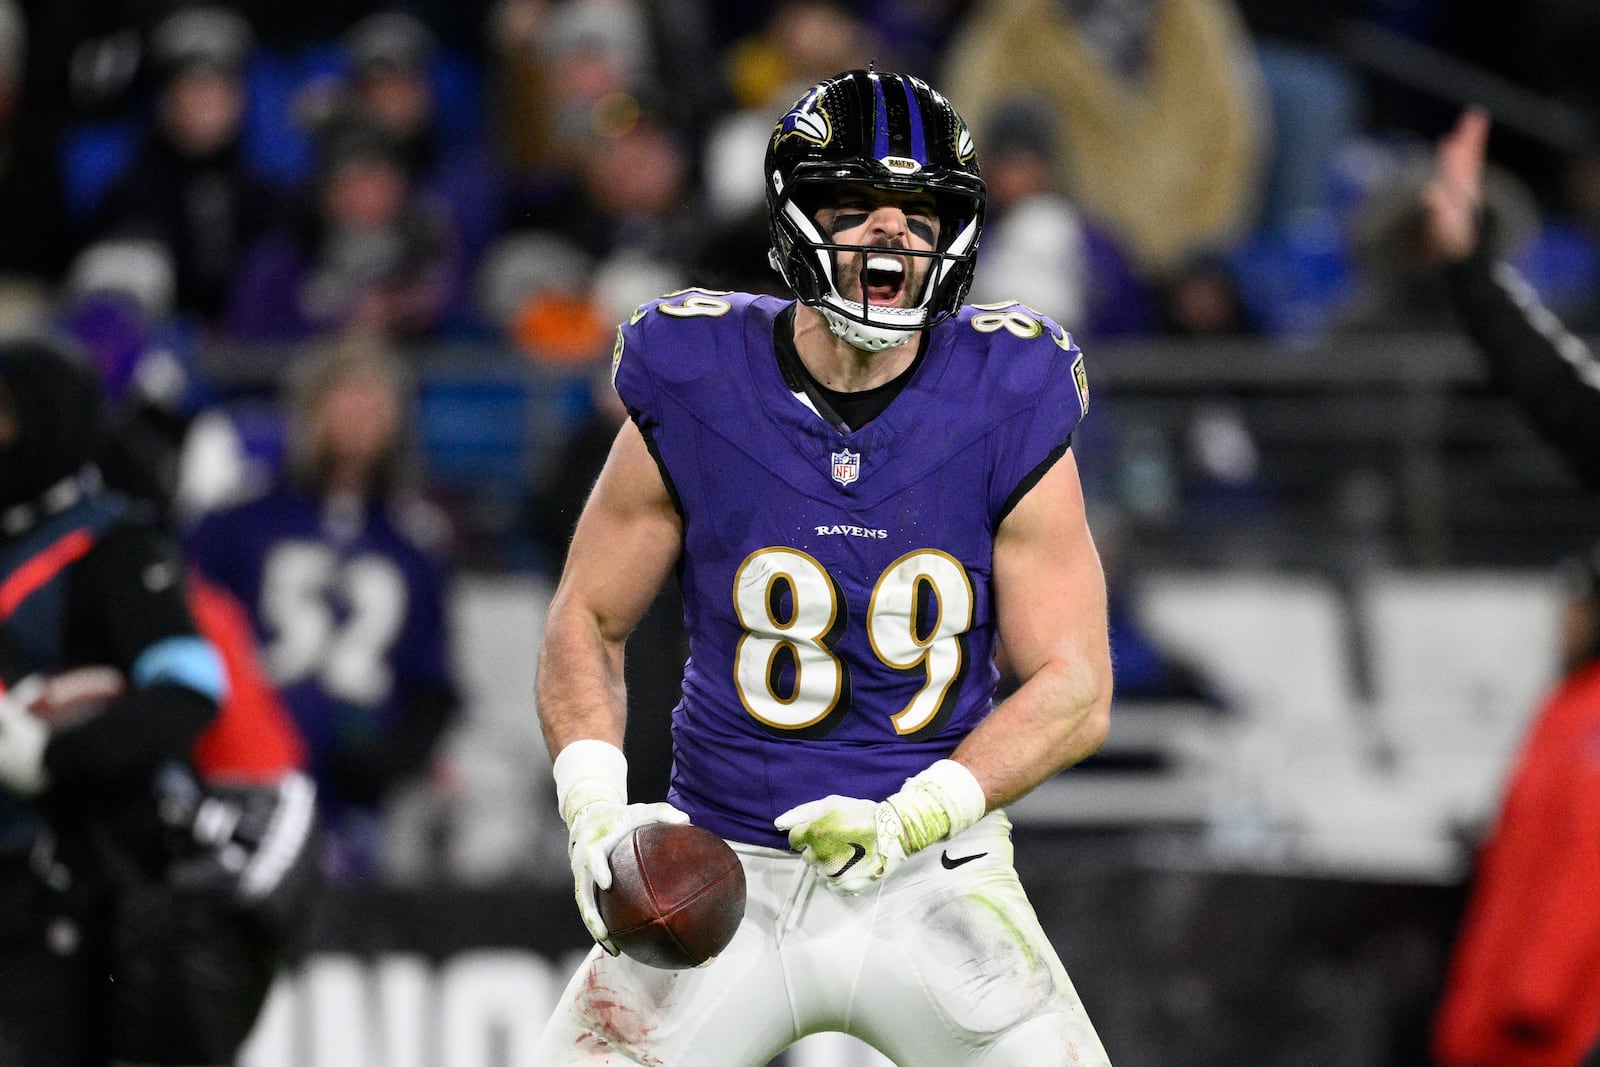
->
[491, 0, 722, 217]
[966, 96, 1152, 335]
[965, 97, 1092, 329]
[92, 6, 282, 327]
[59, 235, 268, 527]
[699, 0, 878, 291]
[340, 12, 444, 179]
[1432, 545, 1600, 1067]
[474, 229, 612, 368]
[0, 0, 80, 321]
[721, 0, 877, 115]
[303, 11, 504, 286]
[943, 0, 1266, 284]
[1334, 134, 1538, 334]
[225, 117, 462, 342]
[563, 100, 700, 313]
[503, 0, 648, 174]
[186, 337, 460, 879]
[58, 238, 225, 513]
[494, 0, 725, 160]
[1157, 253, 1258, 337]
[1420, 108, 1600, 491]
[503, 78, 700, 323]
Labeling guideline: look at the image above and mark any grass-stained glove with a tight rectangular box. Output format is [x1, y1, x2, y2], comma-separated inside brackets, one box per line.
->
[553, 739, 689, 953]
[775, 794, 902, 894]
[775, 759, 987, 895]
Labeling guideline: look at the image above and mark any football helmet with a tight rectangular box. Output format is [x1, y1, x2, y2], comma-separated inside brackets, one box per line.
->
[765, 69, 986, 352]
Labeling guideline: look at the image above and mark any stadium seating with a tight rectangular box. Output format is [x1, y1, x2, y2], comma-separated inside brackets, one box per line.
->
[1038, 569, 1569, 880]
[1353, 569, 1563, 838]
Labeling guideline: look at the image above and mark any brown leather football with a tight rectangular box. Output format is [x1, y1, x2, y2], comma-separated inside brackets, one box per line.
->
[597, 822, 747, 969]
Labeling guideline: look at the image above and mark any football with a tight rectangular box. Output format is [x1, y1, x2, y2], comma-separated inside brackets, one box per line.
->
[597, 821, 747, 969]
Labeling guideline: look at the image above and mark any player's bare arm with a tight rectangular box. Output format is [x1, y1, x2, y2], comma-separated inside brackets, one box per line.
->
[953, 447, 1112, 809]
[778, 442, 1109, 894]
[538, 417, 690, 953]
[537, 418, 683, 757]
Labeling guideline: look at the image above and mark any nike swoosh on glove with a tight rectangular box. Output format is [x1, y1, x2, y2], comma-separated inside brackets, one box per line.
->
[775, 760, 989, 895]
[567, 799, 690, 953]
[774, 795, 908, 895]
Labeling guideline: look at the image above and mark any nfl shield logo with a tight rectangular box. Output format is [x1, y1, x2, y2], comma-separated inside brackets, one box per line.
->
[831, 449, 860, 486]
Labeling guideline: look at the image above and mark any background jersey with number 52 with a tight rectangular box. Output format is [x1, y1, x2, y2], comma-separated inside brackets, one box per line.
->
[613, 291, 1089, 849]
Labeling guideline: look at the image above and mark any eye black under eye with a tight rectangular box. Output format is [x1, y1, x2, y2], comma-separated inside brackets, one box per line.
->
[829, 212, 869, 234]
[908, 219, 936, 242]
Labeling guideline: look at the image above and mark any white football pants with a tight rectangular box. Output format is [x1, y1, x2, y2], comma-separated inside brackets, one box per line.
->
[532, 812, 1112, 1066]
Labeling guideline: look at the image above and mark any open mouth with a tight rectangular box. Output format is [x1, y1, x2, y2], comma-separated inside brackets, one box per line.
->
[863, 255, 906, 306]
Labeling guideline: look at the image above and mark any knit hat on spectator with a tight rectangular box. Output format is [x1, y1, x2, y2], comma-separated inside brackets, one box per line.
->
[345, 12, 435, 76]
[149, 6, 253, 82]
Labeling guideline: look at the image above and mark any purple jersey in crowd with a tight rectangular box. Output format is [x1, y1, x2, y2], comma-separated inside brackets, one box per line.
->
[185, 486, 454, 803]
[613, 290, 1090, 849]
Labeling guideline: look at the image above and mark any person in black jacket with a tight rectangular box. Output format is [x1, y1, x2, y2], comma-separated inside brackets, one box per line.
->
[1423, 108, 1600, 491]
[92, 7, 282, 325]
[0, 334, 268, 1067]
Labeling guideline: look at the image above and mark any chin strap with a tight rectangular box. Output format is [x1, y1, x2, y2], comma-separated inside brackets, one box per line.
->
[769, 244, 930, 353]
[821, 305, 915, 352]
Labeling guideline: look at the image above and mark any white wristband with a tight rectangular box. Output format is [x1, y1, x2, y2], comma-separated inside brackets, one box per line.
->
[552, 739, 628, 825]
[918, 758, 989, 835]
[888, 758, 989, 854]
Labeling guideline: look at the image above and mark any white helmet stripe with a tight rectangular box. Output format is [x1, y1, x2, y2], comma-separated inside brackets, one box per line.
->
[784, 198, 839, 293]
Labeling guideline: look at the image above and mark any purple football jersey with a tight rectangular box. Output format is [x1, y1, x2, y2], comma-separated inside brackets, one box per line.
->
[613, 291, 1089, 848]
[186, 485, 454, 805]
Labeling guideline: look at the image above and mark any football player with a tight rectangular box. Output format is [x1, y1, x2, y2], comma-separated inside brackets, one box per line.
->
[536, 69, 1115, 1065]
[0, 335, 303, 1066]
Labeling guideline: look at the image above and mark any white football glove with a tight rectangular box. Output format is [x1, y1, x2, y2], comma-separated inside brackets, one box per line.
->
[775, 793, 908, 894]
[775, 759, 988, 895]
[553, 739, 690, 953]
[566, 797, 690, 953]
[0, 677, 50, 796]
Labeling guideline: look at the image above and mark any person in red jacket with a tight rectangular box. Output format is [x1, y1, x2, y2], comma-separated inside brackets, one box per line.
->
[1433, 545, 1600, 1067]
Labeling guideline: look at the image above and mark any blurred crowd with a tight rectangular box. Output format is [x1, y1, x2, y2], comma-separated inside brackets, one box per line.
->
[0, 1, 1597, 544]
[4, 1, 1600, 339]
[1, 0, 1600, 884]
